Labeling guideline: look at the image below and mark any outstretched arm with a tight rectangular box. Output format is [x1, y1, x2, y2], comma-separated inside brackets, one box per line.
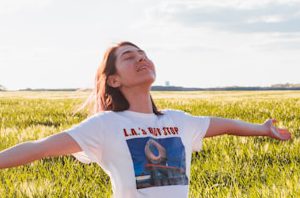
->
[205, 117, 291, 141]
[0, 132, 81, 169]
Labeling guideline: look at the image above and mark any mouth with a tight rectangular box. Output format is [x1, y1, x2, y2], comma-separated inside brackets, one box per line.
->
[137, 65, 149, 72]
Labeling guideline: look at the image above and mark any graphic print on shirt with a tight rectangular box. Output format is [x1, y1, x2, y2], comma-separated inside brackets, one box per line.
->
[125, 130, 188, 189]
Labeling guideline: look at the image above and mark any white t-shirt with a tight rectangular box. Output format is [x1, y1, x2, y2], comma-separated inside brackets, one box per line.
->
[64, 109, 211, 198]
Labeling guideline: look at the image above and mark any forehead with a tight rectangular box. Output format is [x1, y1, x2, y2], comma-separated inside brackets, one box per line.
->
[115, 45, 141, 58]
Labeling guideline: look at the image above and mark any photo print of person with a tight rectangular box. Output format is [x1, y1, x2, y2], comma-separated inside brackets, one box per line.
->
[126, 137, 189, 189]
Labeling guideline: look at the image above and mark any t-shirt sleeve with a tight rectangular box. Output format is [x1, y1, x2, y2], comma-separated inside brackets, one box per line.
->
[166, 110, 211, 151]
[163, 109, 211, 151]
[63, 113, 104, 164]
[174, 110, 210, 152]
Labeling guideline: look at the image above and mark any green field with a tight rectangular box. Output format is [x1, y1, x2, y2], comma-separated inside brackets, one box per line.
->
[0, 91, 299, 197]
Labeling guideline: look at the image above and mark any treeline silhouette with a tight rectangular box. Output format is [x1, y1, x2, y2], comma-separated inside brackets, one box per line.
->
[1, 83, 300, 91]
[151, 85, 300, 91]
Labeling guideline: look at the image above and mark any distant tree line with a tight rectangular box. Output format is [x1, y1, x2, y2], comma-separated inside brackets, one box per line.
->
[151, 85, 300, 91]
[271, 83, 300, 88]
[1, 83, 300, 91]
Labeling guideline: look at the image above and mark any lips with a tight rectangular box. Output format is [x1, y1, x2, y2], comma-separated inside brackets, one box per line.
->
[137, 65, 149, 72]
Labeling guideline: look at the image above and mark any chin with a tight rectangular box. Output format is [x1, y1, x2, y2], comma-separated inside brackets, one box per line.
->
[146, 75, 156, 84]
[137, 77, 155, 88]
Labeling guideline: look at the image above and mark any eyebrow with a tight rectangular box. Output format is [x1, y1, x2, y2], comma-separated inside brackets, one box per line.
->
[120, 49, 145, 58]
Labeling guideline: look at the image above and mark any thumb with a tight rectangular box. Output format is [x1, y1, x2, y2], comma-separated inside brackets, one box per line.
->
[270, 127, 282, 139]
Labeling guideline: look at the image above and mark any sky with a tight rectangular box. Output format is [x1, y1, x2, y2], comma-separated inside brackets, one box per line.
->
[0, 0, 300, 90]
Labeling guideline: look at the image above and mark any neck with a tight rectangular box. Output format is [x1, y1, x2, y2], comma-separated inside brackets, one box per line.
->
[120, 85, 153, 114]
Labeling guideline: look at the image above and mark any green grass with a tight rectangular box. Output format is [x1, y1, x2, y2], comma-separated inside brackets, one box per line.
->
[0, 91, 299, 197]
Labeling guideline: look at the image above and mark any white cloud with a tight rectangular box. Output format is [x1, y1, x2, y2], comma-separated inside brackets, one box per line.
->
[169, 0, 300, 8]
[247, 15, 287, 23]
[146, 0, 300, 34]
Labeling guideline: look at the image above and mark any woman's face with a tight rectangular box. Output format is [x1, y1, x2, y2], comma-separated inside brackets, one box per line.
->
[112, 45, 156, 89]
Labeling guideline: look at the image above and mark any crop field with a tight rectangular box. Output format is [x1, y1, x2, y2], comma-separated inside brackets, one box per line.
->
[0, 90, 299, 197]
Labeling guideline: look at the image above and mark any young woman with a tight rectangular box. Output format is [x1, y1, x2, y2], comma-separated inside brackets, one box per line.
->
[0, 41, 291, 198]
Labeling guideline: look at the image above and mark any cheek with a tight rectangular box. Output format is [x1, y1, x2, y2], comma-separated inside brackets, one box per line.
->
[116, 63, 135, 80]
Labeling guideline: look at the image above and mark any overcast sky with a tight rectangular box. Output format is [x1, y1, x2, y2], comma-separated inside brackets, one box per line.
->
[0, 0, 299, 90]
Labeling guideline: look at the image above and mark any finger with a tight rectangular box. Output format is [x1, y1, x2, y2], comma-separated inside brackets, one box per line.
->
[278, 128, 290, 134]
[274, 128, 292, 140]
[279, 132, 292, 140]
[271, 127, 282, 139]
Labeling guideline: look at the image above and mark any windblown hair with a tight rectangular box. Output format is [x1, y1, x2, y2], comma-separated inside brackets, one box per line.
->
[73, 41, 163, 116]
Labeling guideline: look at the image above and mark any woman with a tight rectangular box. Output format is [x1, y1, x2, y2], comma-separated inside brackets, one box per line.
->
[0, 41, 291, 198]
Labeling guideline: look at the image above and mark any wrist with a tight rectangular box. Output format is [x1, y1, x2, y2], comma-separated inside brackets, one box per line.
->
[258, 124, 269, 136]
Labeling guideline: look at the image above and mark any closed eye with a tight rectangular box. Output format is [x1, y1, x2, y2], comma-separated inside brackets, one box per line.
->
[124, 56, 134, 60]
[121, 49, 147, 61]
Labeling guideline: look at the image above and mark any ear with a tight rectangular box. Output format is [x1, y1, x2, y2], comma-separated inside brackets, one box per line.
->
[107, 74, 121, 88]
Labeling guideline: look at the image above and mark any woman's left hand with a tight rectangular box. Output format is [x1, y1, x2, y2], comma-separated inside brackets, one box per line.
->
[262, 118, 292, 141]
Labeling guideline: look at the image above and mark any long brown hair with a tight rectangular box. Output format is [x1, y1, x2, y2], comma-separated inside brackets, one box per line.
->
[73, 41, 163, 116]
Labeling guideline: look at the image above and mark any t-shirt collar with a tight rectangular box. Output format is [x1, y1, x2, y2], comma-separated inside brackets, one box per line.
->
[121, 110, 157, 119]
